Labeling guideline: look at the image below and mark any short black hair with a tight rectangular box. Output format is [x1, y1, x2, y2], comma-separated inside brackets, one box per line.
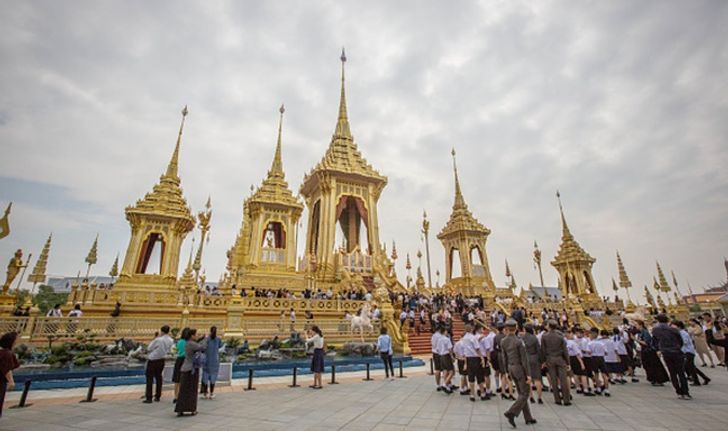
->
[656, 314, 669, 323]
[0, 331, 18, 349]
[160, 325, 170, 334]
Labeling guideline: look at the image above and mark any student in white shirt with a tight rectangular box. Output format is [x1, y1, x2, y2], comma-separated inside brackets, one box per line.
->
[565, 328, 592, 397]
[46, 304, 63, 317]
[601, 329, 623, 385]
[575, 328, 595, 395]
[431, 328, 442, 390]
[587, 328, 610, 396]
[453, 337, 469, 395]
[479, 327, 494, 398]
[435, 326, 454, 393]
[462, 324, 487, 402]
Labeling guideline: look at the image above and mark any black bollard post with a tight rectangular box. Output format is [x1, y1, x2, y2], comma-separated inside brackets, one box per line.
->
[362, 362, 373, 381]
[329, 363, 339, 385]
[11, 380, 32, 409]
[80, 376, 98, 403]
[428, 358, 434, 375]
[289, 367, 300, 388]
[398, 360, 407, 379]
[244, 369, 256, 391]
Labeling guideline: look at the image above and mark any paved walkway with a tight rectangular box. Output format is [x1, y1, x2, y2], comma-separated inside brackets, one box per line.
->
[2, 365, 728, 430]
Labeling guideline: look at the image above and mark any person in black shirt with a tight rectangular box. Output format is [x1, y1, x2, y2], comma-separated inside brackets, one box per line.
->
[651, 314, 690, 399]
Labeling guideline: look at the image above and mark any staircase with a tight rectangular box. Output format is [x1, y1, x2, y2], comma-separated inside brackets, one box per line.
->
[407, 316, 467, 355]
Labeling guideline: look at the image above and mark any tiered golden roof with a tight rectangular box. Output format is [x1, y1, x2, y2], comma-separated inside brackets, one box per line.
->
[551, 193, 595, 267]
[656, 261, 671, 293]
[616, 251, 632, 290]
[437, 149, 490, 238]
[300, 49, 386, 195]
[125, 106, 195, 227]
[250, 105, 303, 210]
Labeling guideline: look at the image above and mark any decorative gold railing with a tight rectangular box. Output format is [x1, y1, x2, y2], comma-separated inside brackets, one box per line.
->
[31, 316, 173, 340]
[231, 297, 367, 315]
[0, 317, 28, 334]
[239, 318, 381, 342]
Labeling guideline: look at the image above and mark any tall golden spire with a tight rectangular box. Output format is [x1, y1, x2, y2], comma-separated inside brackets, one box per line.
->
[616, 251, 633, 303]
[28, 233, 52, 285]
[556, 190, 572, 239]
[165, 105, 188, 179]
[656, 261, 671, 293]
[269, 104, 286, 178]
[334, 48, 352, 139]
[451, 148, 467, 210]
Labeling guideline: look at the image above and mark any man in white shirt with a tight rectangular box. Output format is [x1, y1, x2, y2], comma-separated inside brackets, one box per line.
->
[453, 337, 469, 395]
[431, 328, 443, 390]
[435, 326, 454, 393]
[480, 327, 495, 398]
[144, 325, 174, 403]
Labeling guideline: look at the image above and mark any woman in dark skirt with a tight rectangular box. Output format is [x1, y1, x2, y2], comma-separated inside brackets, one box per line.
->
[635, 320, 669, 385]
[175, 328, 207, 416]
[172, 327, 189, 403]
[306, 325, 325, 389]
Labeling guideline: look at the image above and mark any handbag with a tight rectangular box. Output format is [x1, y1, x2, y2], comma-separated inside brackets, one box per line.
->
[192, 351, 206, 368]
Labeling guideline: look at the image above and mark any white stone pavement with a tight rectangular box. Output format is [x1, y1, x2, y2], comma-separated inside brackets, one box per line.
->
[2, 364, 728, 431]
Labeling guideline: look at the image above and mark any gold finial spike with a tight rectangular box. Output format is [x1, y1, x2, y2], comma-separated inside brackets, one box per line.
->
[205, 195, 212, 210]
[269, 104, 286, 178]
[166, 105, 189, 179]
[334, 48, 352, 139]
[556, 190, 572, 239]
[451, 148, 467, 210]
[505, 259, 511, 277]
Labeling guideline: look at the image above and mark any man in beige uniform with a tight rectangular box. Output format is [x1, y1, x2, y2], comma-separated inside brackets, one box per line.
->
[539, 320, 571, 405]
[501, 319, 537, 428]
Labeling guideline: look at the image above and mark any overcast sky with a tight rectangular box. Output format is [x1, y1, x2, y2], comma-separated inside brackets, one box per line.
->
[1, 1, 727, 301]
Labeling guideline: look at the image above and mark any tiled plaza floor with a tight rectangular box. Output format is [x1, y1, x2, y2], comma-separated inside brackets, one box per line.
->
[2, 365, 728, 430]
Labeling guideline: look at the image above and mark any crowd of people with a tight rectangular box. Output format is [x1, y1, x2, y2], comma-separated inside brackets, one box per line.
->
[428, 308, 727, 428]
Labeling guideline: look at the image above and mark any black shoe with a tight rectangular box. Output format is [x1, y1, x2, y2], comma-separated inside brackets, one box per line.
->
[584, 392, 595, 397]
[154, 398, 160, 402]
[529, 397, 535, 403]
[692, 381, 701, 386]
[683, 394, 692, 400]
[525, 419, 537, 425]
[555, 400, 562, 405]
[470, 397, 476, 402]
[631, 378, 639, 383]
[564, 402, 572, 406]
[537, 398, 543, 405]
[173, 398, 177, 404]
[142, 399, 153, 404]
[437, 386, 442, 392]
[480, 394, 488, 401]
[504, 413, 517, 428]
[703, 378, 711, 385]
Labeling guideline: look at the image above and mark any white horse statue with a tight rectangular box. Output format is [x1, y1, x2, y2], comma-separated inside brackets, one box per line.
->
[351, 303, 374, 342]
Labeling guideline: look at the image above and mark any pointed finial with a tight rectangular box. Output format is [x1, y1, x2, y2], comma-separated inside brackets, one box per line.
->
[334, 48, 352, 138]
[505, 259, 511, 277]
[556, 190, 572, 239]
[205, 195, 212, 210]
[451, 148, 467, 210]
[269, 104, 285, 178]
[165, 105, 189, 179]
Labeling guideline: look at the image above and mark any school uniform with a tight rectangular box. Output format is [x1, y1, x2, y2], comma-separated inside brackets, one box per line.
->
[577, 336, 593, 378]
[479, 333, 494, 377]
[614, 334, 631, 372]
[431, 332, 442, 371]
[566, 339, 585, 376]
[436, 335, 454, 371]
[454, 339, 467, 376]
[462, 332, 484, 384]
[587, 338, 608, 375]
[602, 337, 623, 374]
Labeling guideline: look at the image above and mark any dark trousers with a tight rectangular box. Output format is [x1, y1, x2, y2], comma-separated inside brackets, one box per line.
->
[0, 380, 6, 417]
[506, 365, 534, 421]
[381, 353, 394, 378]
[662, 351, 689, 396]
[684, 352, 709, 383]
[145, 359, 165, 401]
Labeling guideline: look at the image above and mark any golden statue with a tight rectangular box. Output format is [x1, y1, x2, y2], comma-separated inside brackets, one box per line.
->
[0, 203, 11, 240]
[3, 249, 27, 294]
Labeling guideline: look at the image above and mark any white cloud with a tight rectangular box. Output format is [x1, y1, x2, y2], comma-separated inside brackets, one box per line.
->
[1, 0, 727, 297]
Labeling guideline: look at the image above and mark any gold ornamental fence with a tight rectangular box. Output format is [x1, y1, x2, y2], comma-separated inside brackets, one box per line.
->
[0, 315, 380, 345]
